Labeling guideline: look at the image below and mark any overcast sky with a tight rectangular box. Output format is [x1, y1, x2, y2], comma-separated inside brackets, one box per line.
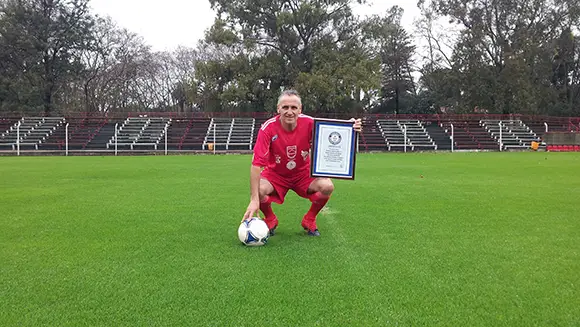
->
[89, 0, 423, 52]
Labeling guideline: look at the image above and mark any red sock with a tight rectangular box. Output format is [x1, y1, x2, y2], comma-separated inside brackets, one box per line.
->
[303, 192, 330, 229]
[260, 196, 277, 229]
[308, 192, 330, 215]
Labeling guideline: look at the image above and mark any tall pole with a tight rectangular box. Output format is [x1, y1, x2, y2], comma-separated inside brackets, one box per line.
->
[65, 123, 69, 156]
[16, 121, 21, 156]
[115, 123, 118, 156]
[451, 124, 454, 152]
[499, 121, 503, 152]
[403, 125, 407, 153]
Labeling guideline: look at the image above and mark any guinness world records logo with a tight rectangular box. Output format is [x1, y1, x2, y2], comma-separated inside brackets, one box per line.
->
[328, 132, 342, 145]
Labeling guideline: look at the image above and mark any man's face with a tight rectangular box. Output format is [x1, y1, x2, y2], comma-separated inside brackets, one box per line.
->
[277, 95, 302, 126]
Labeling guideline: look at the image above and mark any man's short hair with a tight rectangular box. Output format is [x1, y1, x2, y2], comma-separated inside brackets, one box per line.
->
[277, 89, 302, 107]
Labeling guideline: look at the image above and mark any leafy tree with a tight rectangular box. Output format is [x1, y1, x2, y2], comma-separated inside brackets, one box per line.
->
[200, 0, 379, 114]
[364, 6, 416, 114]
[424, 0, 580, 115]
[0, 0, 94, 115]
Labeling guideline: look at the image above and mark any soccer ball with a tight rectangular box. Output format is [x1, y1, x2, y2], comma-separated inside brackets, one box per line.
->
[238, 217, 269, 246]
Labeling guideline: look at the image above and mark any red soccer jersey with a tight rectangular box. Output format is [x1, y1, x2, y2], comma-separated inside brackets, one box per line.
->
[252, 114, 314, 177]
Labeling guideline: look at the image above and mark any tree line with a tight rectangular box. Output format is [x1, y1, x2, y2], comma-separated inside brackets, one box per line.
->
[1, 0, 579, 117]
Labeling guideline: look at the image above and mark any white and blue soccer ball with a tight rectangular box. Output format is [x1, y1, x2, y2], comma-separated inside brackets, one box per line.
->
[238, 217, 269, 246]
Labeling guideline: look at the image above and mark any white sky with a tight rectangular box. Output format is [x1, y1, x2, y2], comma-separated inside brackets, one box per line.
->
[89, 0, 423, 52]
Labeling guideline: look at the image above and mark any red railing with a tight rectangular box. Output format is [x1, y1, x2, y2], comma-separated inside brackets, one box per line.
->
[3, 111, 577, 121]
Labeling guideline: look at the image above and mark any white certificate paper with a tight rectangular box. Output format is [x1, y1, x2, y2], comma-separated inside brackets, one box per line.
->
[311, 119, 357, 180]
[315, 125, 352, 175]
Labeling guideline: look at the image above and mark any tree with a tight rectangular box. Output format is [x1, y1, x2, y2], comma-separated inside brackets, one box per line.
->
[364, 6, 416, 114]
[0, 0, 94, 115]
[200, 0, 380, 114]
[60, 16, 153, 113]
[551, 28, 579, 115]
[426, 0, 580, 115]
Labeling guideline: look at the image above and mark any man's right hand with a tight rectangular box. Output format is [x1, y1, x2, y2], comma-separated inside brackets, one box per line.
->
[242, 199, 260, 221]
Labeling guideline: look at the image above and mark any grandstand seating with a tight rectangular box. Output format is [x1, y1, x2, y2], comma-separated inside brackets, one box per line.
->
[178, 118, 212, 150]
[200, 117, 255, 150]
[229, 118, 255, 150]
[376, 119, 409, 151]
[0, 117, 20, 135]
[399, 119, 437, 150]
[164, 118, 188, 150]
[105, 117, 171, 150]
[376, 119, 436, 151]
[571, 118, 580, 132]
[132, 117, 172, 150]
[0, 117, 65, 150]
[360, 116, 388, 151]
[1, 113, 579, 153]
[424, 121, 451, 151]
[439, 121, 477, 149]
[203, 117, 232, 150]
[523, 116, 570, 139]
[480, 119, 540, 150]
[38, 116, 82, 150]
[439, 119, 498, 150]
[523, 121, 548, 138]
[76, 117, 109, 149]
[251, 116, 270, 147]
[38, 116, 107, 150]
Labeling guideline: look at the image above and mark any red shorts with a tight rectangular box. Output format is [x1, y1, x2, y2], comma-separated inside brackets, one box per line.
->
[261, 169, 316, 204]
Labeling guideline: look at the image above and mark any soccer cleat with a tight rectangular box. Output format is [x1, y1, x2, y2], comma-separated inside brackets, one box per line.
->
[264, 216, 278, 236]
[301, 215, 320, 236]
[306, 228, 321, 236]
[269, 226, 277, 236]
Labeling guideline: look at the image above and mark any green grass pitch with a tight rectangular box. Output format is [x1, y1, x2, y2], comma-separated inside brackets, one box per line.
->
[1, 152, 579, 326]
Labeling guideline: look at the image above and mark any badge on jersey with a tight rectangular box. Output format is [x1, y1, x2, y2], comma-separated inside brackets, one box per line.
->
[286, 145, 297, 159]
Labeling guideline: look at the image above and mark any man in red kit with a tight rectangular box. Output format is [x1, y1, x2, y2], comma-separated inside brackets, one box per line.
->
[242, 89, 362, 236]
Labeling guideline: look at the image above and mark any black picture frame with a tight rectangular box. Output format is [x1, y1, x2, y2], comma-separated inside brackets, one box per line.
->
[310, 118, 358, 180]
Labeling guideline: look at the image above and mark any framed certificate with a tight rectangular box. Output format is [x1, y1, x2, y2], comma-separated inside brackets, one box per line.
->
[310, 118, 358, 180]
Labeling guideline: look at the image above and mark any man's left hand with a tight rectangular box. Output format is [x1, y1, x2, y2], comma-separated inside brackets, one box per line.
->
[351, 118, 362, 132]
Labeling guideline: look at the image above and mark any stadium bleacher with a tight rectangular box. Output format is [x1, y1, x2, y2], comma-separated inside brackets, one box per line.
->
[132, 117, 172, 150]
[360, 116, 387, 151]
[1, 113, 579, 153]
[376, 119, 409, 151]
[397, 119, 437, 150]
[36, 114, 109, 150]
[424, 120, 451, 151]
[480, 119, 541, 150]
[179, 118, 212, 150]
[104, 117, 172, 150]
[375, 119, 437, 151]
[203, 117, 232, 150]
[0, 117, 65, 150]
[251, 116, 270, 147]
[438, 118, 498, 150]
[227, 118, 255, 150]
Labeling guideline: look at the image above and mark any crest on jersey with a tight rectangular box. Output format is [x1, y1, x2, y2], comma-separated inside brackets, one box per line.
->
[286, 145, 297, 159]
